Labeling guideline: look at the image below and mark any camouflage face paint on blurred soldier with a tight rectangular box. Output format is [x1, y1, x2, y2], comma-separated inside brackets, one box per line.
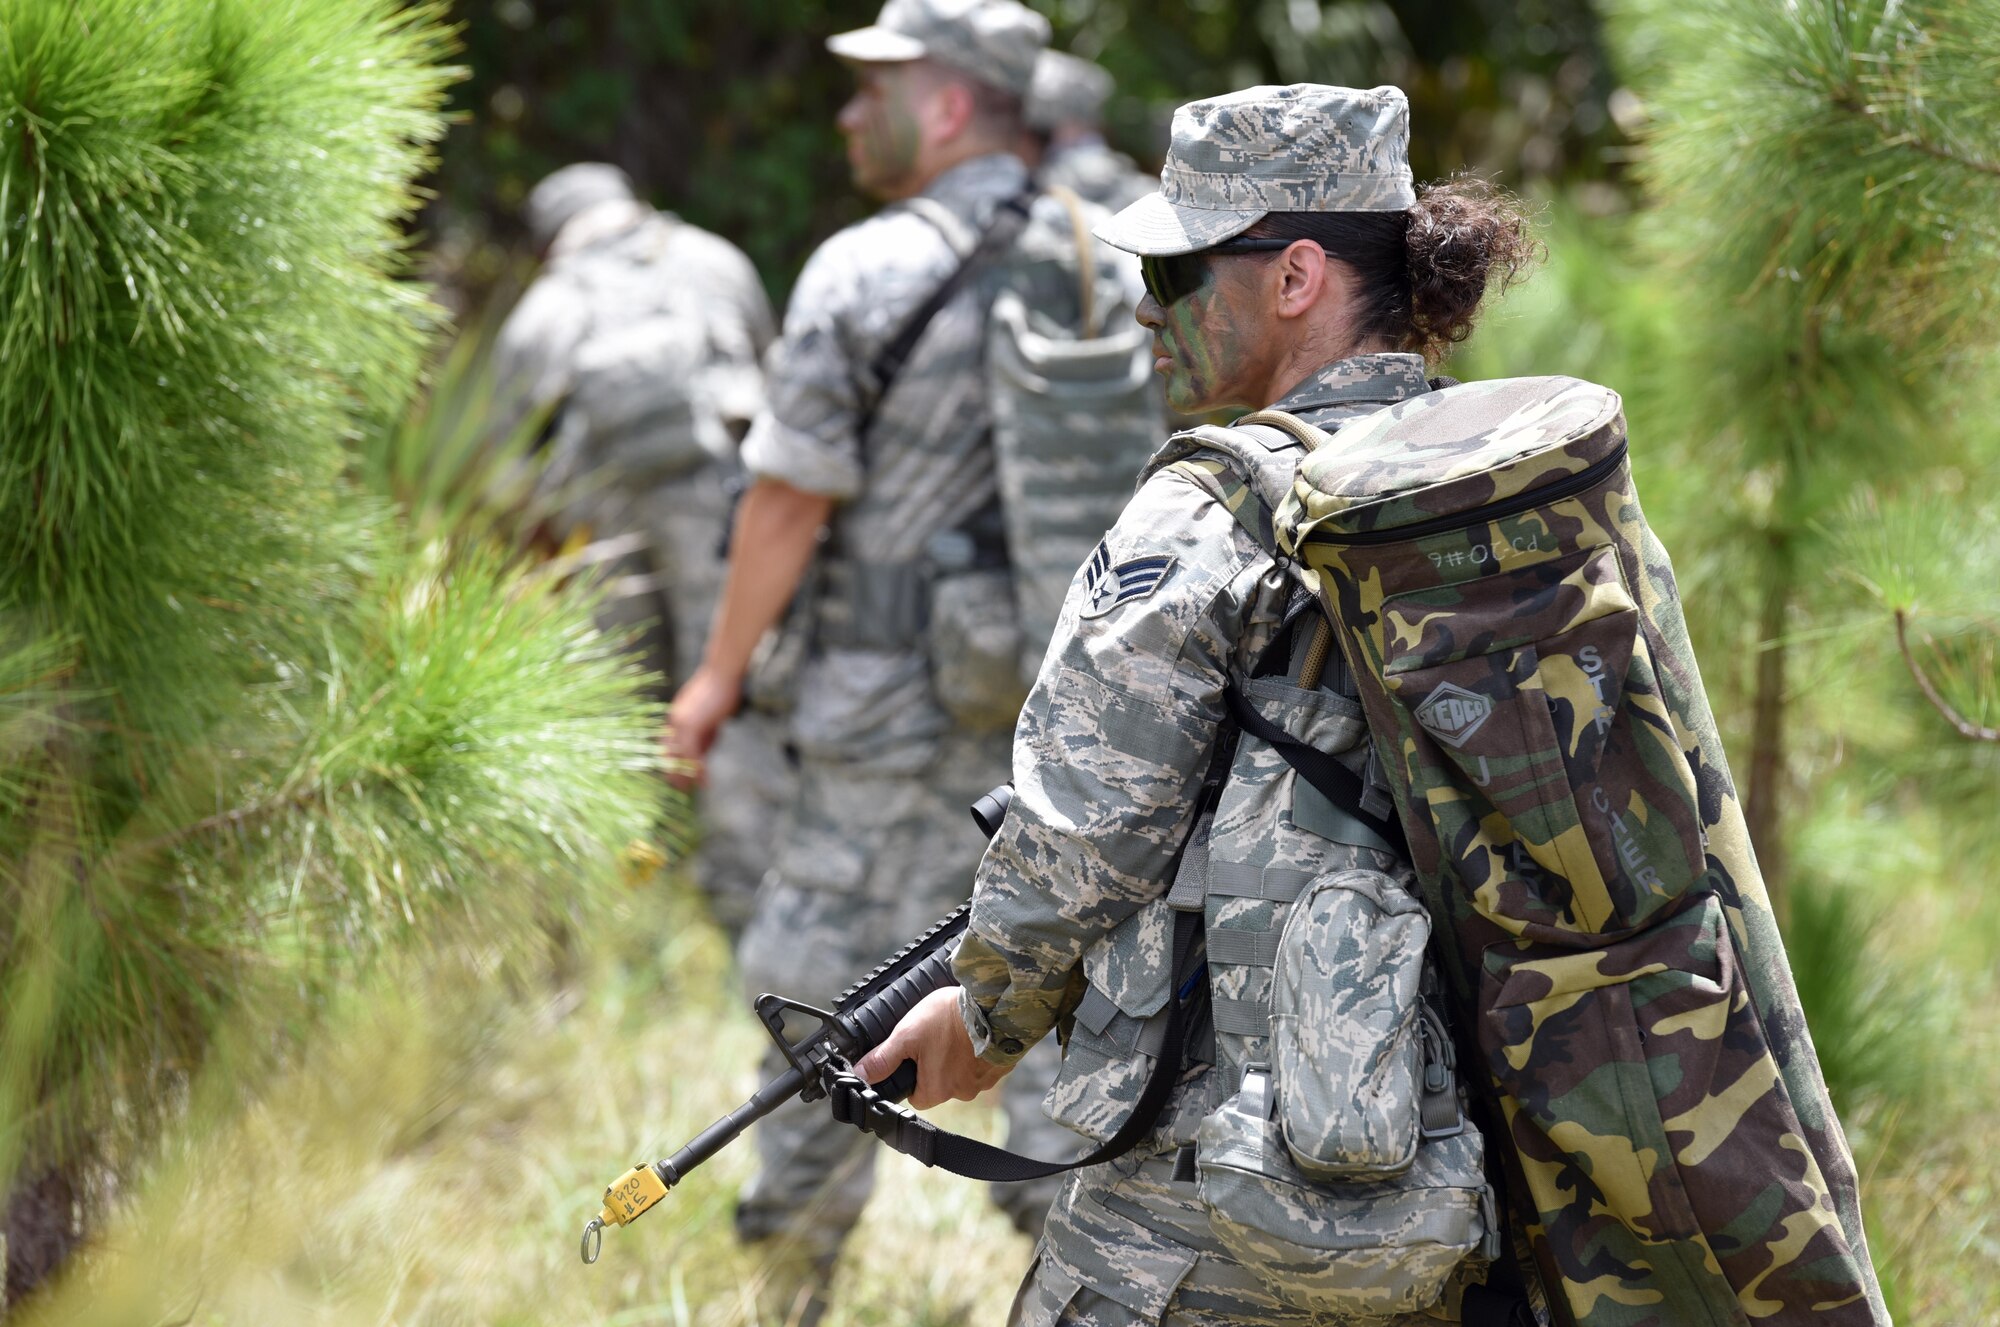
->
[838, 64, 926, 198]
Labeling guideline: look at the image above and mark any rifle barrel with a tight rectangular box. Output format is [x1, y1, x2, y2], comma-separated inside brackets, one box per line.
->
[658, 1064, 808, 1186]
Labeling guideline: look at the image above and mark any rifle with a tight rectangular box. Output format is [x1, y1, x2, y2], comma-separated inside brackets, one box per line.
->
[579, 784, 1016, 1264]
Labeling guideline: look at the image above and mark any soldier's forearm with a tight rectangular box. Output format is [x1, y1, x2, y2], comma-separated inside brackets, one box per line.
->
[701, 476, 835, 685]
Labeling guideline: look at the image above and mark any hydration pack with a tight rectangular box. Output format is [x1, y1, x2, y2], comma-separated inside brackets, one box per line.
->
[1185, 376, 1886, 1325]
[987, 278, 1161, 681]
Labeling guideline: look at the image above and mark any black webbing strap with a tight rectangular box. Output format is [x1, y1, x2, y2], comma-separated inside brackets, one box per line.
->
[852, 190, 1038, 443]
[824, 907, 1201, 1183]
[1461, 1277, 1538, 1327]
[1221, 685, 1409, 858]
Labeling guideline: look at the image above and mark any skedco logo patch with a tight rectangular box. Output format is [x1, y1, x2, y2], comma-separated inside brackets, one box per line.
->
[1416, 682, 1493, 749]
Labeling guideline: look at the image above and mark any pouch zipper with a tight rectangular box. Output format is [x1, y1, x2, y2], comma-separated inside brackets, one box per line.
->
[1317, 439, 1629, 546]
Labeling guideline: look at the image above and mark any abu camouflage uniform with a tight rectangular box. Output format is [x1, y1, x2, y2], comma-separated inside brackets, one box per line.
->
[733, 144, 1098, 1265]
[490, 178, 786, 939]
[959, 354, 1479, 1326]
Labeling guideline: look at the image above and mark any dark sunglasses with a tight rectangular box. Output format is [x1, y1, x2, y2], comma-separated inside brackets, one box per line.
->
[1139, 238, 1317, 308]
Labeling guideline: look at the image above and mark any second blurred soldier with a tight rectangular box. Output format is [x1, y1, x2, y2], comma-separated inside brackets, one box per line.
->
[491, 164, 791, 940]
[1025, 50, 1154, 213]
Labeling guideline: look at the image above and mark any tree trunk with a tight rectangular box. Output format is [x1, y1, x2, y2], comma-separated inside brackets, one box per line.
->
[1746, 542, 1791, 925]
[3, 1163, 80, 1312]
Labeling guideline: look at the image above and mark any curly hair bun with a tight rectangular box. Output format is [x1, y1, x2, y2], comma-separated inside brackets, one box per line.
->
[1405, 176, 1541, 359]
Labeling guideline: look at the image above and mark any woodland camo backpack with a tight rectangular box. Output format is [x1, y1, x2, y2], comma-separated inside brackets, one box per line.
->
[1185, 377, 1887, 1327]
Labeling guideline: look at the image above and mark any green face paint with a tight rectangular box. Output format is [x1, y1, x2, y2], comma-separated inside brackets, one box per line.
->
[843, 67, 924, 198]
[1155, 262, 1259, 414]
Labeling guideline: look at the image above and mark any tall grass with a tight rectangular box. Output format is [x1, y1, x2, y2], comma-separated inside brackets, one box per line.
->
[17, 879, 1036, 1327]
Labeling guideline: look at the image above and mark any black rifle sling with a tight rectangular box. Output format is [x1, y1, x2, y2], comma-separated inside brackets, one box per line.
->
[833, 680, 1411, 1181]
[851, 190, 1037, 444]
[826, 905, 1200, 1182]
[837, 713, 1257, 1181]
[1222, 685, 1409, 859]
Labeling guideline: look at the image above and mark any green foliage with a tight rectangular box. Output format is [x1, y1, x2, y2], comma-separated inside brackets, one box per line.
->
[1, 0, 444, 719]
[359, 316, 562, 552]
[1834, 479, 2000, 744]
[0, 0, 663, 1281]
[1781, 821, 1957, 1116]
[429, 0, 1624, 311]
[1567, 0, 2000, 926]
[1604, 0, 2000, 555]
[1629, 0, 2000, 363]
[15, 882, 1038, 1327]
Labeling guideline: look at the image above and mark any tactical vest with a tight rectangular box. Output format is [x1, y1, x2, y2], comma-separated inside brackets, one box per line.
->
[1042, 419, 1501, 1320]
[809, 188, 1164, 732]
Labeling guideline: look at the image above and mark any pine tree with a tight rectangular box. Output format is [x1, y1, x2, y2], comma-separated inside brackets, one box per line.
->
[1601, 0, 2000, 914]
[0, 0, 660, 1304]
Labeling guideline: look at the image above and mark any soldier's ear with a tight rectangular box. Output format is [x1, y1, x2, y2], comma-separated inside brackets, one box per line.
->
[1272, 240, 1332, 322]
[926, 76, 978, 144]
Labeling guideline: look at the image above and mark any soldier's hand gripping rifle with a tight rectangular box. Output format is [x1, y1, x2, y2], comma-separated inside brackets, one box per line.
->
[579, 785, 1017, 1265]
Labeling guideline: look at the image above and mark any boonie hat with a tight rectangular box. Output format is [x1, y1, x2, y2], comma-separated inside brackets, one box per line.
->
[1025, 50, 1114, 131]
[526, 163, 635, 252]
[826, 0, 1050, 99]
[1096, 84, 1415, 257]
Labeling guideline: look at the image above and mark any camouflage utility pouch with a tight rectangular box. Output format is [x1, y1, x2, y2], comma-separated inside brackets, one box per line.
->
[1195, 867, 1494, 1318]
[924, 560, 1028, 732]
[1195, 1067, 1492, 1319]
[1268, 868, 1452, 1182]
[1276, 378, 1886, 1325]
[1174, 656, 1494, 1317]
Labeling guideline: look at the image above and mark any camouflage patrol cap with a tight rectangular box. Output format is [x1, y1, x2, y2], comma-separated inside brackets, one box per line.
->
[1096, 84, 1416, 257]
[826, 0, 1050, 99]
[1025, 50, 1114, 131]
[525, 163, 635, 253]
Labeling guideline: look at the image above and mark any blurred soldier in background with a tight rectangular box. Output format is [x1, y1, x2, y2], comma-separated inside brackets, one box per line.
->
[1025, 49, 1154, 213]
[661, 0, 1099, 1318]
[491, 163, 791, 941]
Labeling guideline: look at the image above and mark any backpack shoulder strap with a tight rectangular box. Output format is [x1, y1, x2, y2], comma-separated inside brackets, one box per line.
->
[1221, 687, 1408, 857]
[1149, 408, 1327, 561]
[856, 189, 1037, 440]
[1153, 410, 1412, 855]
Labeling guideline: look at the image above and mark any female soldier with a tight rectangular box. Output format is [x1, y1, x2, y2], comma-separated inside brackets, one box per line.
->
[859, 83, 1536, 1324]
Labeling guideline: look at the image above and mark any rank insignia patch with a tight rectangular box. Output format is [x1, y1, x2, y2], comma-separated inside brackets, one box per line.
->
[1079, 540, 1177, 618]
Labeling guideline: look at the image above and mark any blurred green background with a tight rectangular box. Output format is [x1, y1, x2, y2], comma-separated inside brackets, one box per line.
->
[422, 0, 1628, 311]
[4, 0, 1997, 1323]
